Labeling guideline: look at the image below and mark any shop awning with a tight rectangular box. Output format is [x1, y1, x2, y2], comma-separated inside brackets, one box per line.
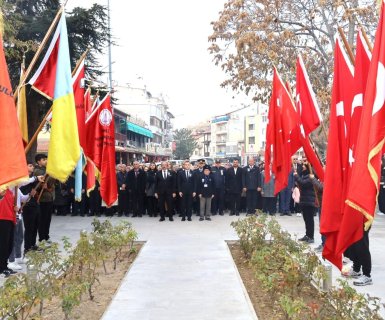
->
[127, 122, 153, 138]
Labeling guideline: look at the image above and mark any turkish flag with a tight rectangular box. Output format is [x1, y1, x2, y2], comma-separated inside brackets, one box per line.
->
[333, 30, 372, 261]
[85, 93, 117, 207]
[296, 55, 323, 135]
[349, 31, 372, 158]
[265, 68, 297, 194]
[0, 35, 29, 190]
[346, 0, 385, 252]
[293, 58, 325, 180]
[321, 38, 355, 269]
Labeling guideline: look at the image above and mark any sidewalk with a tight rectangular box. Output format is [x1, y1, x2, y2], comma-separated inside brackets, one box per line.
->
[100, 216, 257, 320]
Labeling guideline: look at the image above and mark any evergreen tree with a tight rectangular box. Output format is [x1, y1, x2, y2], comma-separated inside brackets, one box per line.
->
[173, 129, 198, 160]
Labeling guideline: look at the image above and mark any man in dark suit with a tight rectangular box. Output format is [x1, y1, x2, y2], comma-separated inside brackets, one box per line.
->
[210, 159, 226, 215]
[225, 159, 243, 216]
[177, 160, 195, 221]
[192, 159, 205, 215]
[117, 164, 129, 217]
[242, 158, 261, 216]
[155, 161, 177, 221]
[126, 161, 146, 217]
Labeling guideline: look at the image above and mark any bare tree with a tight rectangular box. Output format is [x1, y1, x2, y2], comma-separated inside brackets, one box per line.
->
[208, 0, 378, 118]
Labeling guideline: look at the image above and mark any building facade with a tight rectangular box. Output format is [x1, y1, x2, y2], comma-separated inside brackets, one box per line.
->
[210, 103, 267, 164]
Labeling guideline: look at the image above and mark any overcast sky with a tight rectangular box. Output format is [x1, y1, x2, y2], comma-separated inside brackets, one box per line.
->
[67, 0, 249, 128]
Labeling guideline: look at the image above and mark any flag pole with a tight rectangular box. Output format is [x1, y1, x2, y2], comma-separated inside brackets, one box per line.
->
[338, 26, 355, 66]
[13, 6, 64, 102]
[359, 26, 373, 52]
[24, 50, 89, 154]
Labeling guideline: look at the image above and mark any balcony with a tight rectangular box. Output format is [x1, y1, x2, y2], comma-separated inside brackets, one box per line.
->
[216, 141, 226, 145]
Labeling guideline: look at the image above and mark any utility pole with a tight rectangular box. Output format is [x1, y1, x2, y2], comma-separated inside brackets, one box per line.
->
[107, 0, 113, 92]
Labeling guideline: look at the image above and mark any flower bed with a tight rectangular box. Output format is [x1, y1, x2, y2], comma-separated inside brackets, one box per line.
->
[0, 219, 139, 320]
[230, 215, 383, 319]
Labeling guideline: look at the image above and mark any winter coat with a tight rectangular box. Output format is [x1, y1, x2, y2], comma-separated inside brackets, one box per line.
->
[294, 173, 317, 207]
[260, 171, 275, 198]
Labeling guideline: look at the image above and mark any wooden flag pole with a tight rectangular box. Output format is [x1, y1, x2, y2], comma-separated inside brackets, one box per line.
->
[24, 106, 52, 154]
[359, 25, 374, 53]
[24, 50, 89, 154]
[338, 26, 355, 66]
[13, 6, 64, 102]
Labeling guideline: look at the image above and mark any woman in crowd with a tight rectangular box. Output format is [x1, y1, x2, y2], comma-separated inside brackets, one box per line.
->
[294, 160, 317, 244]
[145, 163, 158, 217]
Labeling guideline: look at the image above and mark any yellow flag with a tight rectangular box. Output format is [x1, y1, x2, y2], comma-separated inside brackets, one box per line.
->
[46, 13, 80, 182]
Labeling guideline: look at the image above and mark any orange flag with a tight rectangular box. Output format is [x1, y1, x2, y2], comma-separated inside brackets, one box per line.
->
[0, 34, 28, 190]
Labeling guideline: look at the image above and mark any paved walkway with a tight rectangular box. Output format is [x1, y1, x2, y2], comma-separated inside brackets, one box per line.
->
[100, 216, 257, 320]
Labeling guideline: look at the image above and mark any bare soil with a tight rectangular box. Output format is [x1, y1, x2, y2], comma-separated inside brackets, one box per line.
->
[228, 241, 286, 320]
[29, 243, 143, 320]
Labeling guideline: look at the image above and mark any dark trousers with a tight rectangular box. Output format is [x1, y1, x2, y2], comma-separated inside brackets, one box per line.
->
[130, 191, 144, 216]
[147, 196, 157, 216]
[279, 187, 291, 213]
[38, 201, 53, 242]
[180, 194, 193, 218]
[23, 205, 39, 252]
[351, 229, 371, 277]
[158, 192, 173, 218]
[263, 197, 277, 214]
[212, 188, 224, 214]
[246, 189, 258, 214]
[229, 193, 241, 214]
[0, 220, 14, 271]
[73, 195, 87, 216]
[302, 205, 316, 239]
[378, 185, 385, 213]
[118, 190, 129, 214]
[89, 189, 101, 215]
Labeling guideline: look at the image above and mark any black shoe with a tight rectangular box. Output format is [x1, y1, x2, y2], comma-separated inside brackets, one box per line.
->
[181, 217, 186, 221]
[286, 213, 292, 216]
[199, 217, 204, 221]
[229, 213, 235, 216]
[132, 214, 137, 217]
[212, 213, 217, 216]
[280, 213, 285, 216]
[159, 217, 165, 222]
[235, 213, 239, 216]
[219, 212, 224, 216]
[154, 214, 158, 217]
[138, 215, 142, 217]
[205, 217, 211, 221]
[188, 217, 192, 221]
[169, 217, 174, 221]
[298, 235, 310, 242]
[118, 213, 123, 217]
[6, 268, 17, 275]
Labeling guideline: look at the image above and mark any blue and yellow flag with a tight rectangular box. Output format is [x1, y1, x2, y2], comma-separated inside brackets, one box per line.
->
[47, 12, 80, 182]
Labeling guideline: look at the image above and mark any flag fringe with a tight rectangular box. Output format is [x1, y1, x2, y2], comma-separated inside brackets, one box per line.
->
[0, 176, 29, 192]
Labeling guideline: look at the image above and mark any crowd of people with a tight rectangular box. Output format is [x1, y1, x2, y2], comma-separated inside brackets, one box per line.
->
[0, 154, 375, 286]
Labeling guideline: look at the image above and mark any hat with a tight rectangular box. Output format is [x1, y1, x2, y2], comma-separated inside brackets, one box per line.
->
[198, 158, 205, 163]
[215, 159, 221, 163]
[203, 165, 211, 171]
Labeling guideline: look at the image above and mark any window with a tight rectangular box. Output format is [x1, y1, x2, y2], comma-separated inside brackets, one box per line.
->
[248, 124, 255, 131]
[249, 137, 255, 144]
[262, 115, 267, 122]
